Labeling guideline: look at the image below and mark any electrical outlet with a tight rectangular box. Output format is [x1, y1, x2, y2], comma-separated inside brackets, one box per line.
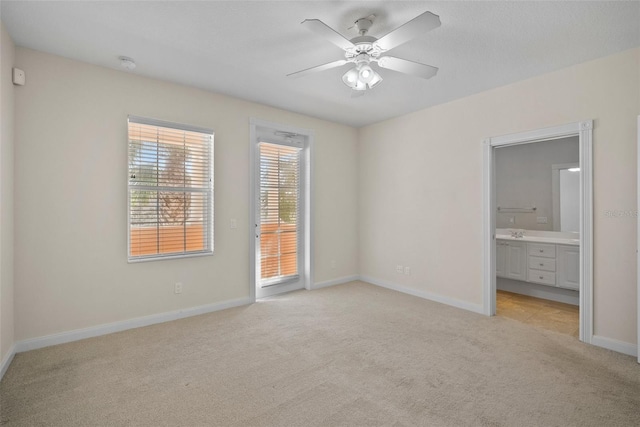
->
[404, 266, 411, 275]
[396, 265, 403, 274]
[536, 216, 548, 224]
[330, 259, 336, 269]
[174, 282, 183, 294]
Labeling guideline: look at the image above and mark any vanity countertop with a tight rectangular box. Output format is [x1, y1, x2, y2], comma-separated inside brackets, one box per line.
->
[496, 229, 579, 246]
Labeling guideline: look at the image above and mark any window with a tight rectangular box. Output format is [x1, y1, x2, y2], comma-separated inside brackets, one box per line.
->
[128, 116, 213, 261]
[259, 142, 301, 284]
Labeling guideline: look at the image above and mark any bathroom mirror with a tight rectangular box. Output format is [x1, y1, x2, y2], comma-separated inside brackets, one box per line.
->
[495, 137, 579, 231]
[552, 163, 580, 232]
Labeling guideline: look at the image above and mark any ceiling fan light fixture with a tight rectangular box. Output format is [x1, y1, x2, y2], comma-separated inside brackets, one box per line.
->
[358, 64, 382, 86]
[367, 71, 383, 88]
[353, 80, 367, 91]
[342, 64, 382, 91]
[342, 67, 360, 88]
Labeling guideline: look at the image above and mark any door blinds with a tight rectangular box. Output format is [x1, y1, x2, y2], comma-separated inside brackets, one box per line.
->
[259, 142, 301, 283]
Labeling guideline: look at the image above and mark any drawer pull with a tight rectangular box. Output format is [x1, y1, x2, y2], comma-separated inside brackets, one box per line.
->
[539, 263, 544, 266]
[539, 249, 543, 253]
[539, 276, 544, 279]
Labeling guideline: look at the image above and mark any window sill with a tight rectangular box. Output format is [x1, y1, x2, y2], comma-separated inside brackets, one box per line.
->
[128, 250, 214, 263]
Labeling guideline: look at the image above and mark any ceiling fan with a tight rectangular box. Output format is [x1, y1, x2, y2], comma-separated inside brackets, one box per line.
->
[287, 11, 441, 95]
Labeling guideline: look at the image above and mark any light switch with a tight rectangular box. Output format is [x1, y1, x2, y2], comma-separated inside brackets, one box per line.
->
[230, 218, 237, 229]
[12, 68, 25, 86]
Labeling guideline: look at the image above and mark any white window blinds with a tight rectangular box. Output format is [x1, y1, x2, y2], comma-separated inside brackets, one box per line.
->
[128, 116, 213, 261]
[259, 142, 301, 282]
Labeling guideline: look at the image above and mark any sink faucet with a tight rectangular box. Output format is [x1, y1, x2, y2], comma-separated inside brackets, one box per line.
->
[510, 229, 525, 238]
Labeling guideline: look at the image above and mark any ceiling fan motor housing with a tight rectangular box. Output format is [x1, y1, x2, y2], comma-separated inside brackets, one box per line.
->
[354, 15, 375, 36]
[345, 36, 382, 63]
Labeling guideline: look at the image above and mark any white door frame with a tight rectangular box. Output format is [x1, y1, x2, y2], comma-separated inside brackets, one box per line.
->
[249, 118, 314, 301]
[637, 115, 640, 363]
[482, 120, 593, 343]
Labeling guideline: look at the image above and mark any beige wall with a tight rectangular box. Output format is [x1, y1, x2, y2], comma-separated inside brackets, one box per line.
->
[359, 48, 640, 345]
[14, 48, 359, 341]
[8, 45, 640, 349]
[495, 137, 579, 231]
[0, 22, 15, 363]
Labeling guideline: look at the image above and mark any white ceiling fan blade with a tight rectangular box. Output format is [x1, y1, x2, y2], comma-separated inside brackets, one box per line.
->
[377, 56, 438, 79]
[287, 60, 348, 78]
[374, 11, 441, 51]
[302, 19, 355, 51]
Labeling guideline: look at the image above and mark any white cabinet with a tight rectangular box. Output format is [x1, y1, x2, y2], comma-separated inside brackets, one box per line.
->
[527, 243, 556, 286]
[556, 245, 580, 290]
[496, 241, 507, 277]
[528, 243, 556, 259]
[497, 239, 579, 291]
[496, 240, 526, 281]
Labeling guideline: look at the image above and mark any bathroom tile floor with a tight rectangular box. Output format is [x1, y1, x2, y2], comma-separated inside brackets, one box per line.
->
[496, 290, 579, 338]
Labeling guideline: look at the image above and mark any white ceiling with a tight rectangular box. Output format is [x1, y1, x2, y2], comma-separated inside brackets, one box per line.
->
[2, 1, 639, 127]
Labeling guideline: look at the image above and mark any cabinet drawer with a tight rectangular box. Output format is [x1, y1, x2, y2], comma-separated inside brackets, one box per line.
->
[528, 256, 556, 272]
[528, 269, 556, 286]
[528, 243, 556, 258]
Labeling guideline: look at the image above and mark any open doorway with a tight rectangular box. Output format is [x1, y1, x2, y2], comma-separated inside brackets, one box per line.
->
[482, 121, 593, 343]
[249, 118, 313, 300]
[494, 138, 579, 337]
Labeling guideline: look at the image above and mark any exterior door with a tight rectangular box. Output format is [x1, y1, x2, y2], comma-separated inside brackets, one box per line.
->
[250, 118, 313, 300]
[251, 123, 310, 299]
[257, 141, 303, 295]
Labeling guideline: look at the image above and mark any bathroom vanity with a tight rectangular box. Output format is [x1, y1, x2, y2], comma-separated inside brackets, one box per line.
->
[496, 229, 579, 291]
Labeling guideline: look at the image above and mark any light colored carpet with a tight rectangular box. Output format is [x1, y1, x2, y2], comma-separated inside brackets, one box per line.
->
[1, 281, 639, 426]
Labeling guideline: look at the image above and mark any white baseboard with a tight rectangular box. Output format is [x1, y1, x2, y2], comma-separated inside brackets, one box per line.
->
[591, 335, 637, 358]
[360, 275, 484, 315]
[0, 344, 17, 382]
[312, 275, 359, 290]
[15, 296, 253, 353]
[7, 284, 636, 367]
[360, 276, 638, 358]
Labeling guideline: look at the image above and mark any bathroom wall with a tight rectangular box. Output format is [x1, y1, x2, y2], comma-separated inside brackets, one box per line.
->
[495, 137, 579, 230]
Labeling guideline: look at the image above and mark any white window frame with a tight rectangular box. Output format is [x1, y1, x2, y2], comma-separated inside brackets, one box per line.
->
[127, 115, 214, 263]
